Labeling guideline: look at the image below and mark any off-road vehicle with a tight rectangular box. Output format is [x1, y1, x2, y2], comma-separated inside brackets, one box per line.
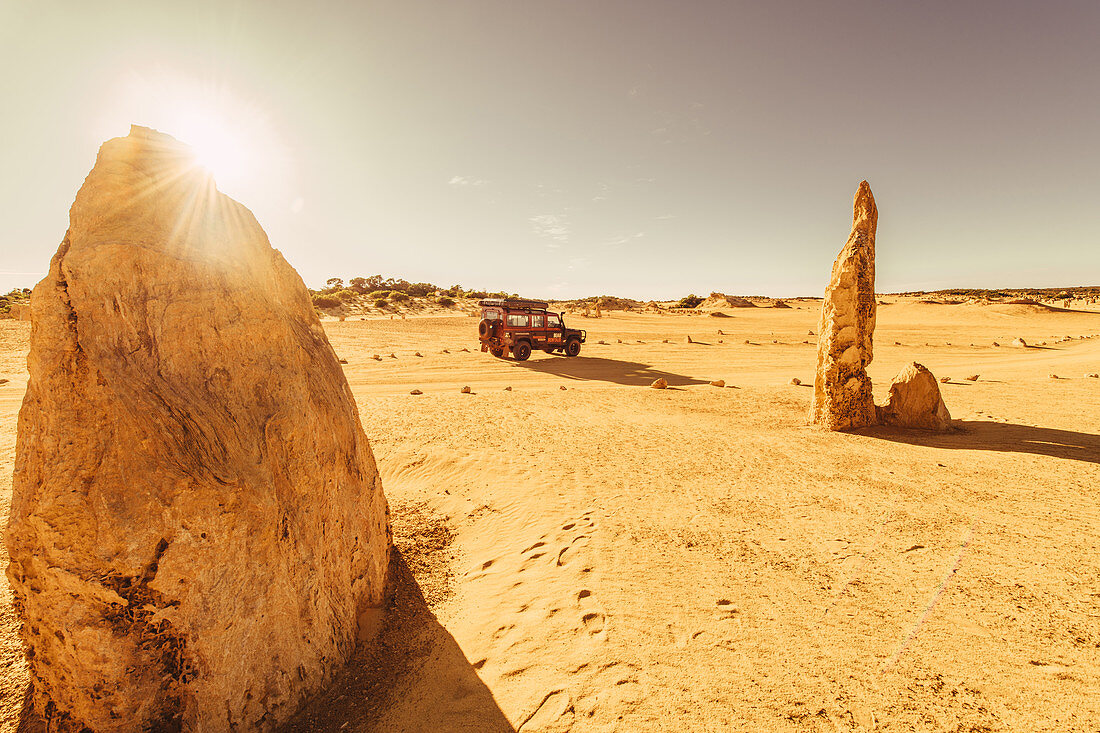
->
[477, 298, 586, 361]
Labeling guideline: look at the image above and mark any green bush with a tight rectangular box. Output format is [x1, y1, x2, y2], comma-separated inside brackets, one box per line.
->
[312, 294, 340, 309]
[335, 289, 359, 303]
[390, 291, 410, 303]
[438, 296, 455, 307]
[368, 290, 391, 300]
[677, 294, 704, 308]
[374, 298, 388, 308]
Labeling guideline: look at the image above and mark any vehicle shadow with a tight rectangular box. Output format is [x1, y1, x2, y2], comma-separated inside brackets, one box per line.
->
[281, 550, 515, 732]
[512, 354, 709, 387]
[861, 420, 1100, 465]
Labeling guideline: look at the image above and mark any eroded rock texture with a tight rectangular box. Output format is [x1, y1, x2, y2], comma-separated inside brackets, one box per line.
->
[811, 181, 878, 430]
[5, 126, 390, 731]
[879, 362, 952, 432]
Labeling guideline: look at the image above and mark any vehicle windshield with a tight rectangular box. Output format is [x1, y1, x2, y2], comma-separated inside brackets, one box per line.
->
[547, 313, 561, 328]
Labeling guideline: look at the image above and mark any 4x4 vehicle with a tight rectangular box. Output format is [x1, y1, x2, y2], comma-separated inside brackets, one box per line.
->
[477, 298, 586, 361]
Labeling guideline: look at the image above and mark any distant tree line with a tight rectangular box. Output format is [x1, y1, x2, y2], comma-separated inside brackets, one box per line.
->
[308, 275, 519, 310]
[0, 288, 30, 317]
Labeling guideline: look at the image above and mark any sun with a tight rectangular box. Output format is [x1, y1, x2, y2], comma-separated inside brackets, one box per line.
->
[100, 72, 289, 200]
[174, 110, 252, 184]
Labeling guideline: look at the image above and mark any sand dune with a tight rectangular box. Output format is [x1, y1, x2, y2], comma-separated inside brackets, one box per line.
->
[2, 298, 1100, 731]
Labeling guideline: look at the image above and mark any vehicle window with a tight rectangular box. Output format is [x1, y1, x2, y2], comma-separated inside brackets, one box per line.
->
[547, 314, 561, 328]
[506, 314, 528, 327]
[483, 309, 502, 320]
[530, 314, 545, 328]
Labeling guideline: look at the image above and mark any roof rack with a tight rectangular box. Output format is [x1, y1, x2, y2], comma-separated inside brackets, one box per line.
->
[478, 297, 550, 311]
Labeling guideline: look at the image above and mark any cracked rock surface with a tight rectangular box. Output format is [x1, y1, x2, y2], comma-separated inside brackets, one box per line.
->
[811, 180, 879, 431]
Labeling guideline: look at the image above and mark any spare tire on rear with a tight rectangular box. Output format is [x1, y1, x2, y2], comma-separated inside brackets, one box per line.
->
[478, 319, 496, 338]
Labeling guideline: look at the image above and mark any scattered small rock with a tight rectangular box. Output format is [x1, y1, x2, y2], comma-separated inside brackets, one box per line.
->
[409, 389, 423, 395]
[617, 339, 623, 343]
[744, 339, 751, 344]
[597, 340, 608, 345]
[790, 377, 801, 386]
[1048, 373, 1059, 380]
[441, 349, 450, 354]
[460, 386, 472, 393]
[939, 376, 950, 383]
[389, 353, 396, 359]
[504, 386, 512, 391]
[559, 386, 567, 391]
[338, 358, 348, 364]
[965, 374, 979, 381]
[807, 330, 815, 336]
[0, 378, 8, 385]
[991, 341, 1000, 347]
[1086, 373, 1099, 379]
[687, 336, 693, 343]
[461, 347, 470, 352]
[414, 352, 422, 357]
[710, 380, 725, 387]
[651, 378, 668, 389]
[1012, 337, 1027, 348]
[662, 339, 669, 343]
[371, 355, 381, 361]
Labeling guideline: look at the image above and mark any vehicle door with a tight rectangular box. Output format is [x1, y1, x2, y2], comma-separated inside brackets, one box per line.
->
[545, 312, 563, 345]
[529, 312, 546, 345]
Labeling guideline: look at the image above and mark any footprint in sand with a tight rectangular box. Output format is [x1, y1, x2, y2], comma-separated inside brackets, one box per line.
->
[520, 690, 575, 733]
[556, 535, 590, 568]
[715, 598, 738, 620]
[577, 589, 608, 637]
[464, 558, 498, 580]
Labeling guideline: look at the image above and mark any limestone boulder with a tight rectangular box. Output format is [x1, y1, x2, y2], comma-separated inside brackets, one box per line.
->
[879, 362, 952, 431]
[5, 126, 391, 731]
[810, 181, 878, 430]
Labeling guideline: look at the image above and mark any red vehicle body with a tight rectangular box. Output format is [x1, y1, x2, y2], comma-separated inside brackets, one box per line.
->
[477, 298, 586, 361]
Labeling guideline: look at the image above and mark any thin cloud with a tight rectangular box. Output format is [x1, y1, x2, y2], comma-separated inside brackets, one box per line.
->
[604, 232, 645, 248]
[448, 175, 488, 187]
[530, 213, 571, 245]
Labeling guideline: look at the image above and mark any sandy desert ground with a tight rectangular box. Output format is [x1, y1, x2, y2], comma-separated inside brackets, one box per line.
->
[2, 297, 1099, 732]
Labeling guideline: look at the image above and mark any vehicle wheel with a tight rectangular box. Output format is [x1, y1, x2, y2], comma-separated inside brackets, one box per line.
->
[513, 341, 532, 361]
[565, 339, 581, 357]
[478, 319, 496, 338]
[490, 347, 505, 358]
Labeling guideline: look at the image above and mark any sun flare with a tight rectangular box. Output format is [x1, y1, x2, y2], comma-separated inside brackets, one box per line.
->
[175, 111, 252, 184]
[99, 72, 288, 200]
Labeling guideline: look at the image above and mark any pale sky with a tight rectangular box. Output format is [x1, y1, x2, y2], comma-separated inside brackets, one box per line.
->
[1, 1, 1097, 299]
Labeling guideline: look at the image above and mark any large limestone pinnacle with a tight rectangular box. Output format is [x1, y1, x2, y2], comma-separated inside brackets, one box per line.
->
[810, 180, 878, 430]
[5, 126, 391, 731]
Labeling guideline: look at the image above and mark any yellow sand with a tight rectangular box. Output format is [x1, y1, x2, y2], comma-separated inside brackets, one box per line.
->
[2, 297, 1099, 731]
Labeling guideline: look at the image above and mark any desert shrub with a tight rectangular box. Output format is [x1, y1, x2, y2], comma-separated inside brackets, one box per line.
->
[438, 296, 455, 307]
[405, 283, 434, 297]
[374, 298, 388, 308]
[390, 291, 409, 303]
[368, 290, 392, 300]
[677, 294, 704, 308]
[335, 289, 359, 303]
[312, 294, 340, 309]
[466, 290, 488, 299]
